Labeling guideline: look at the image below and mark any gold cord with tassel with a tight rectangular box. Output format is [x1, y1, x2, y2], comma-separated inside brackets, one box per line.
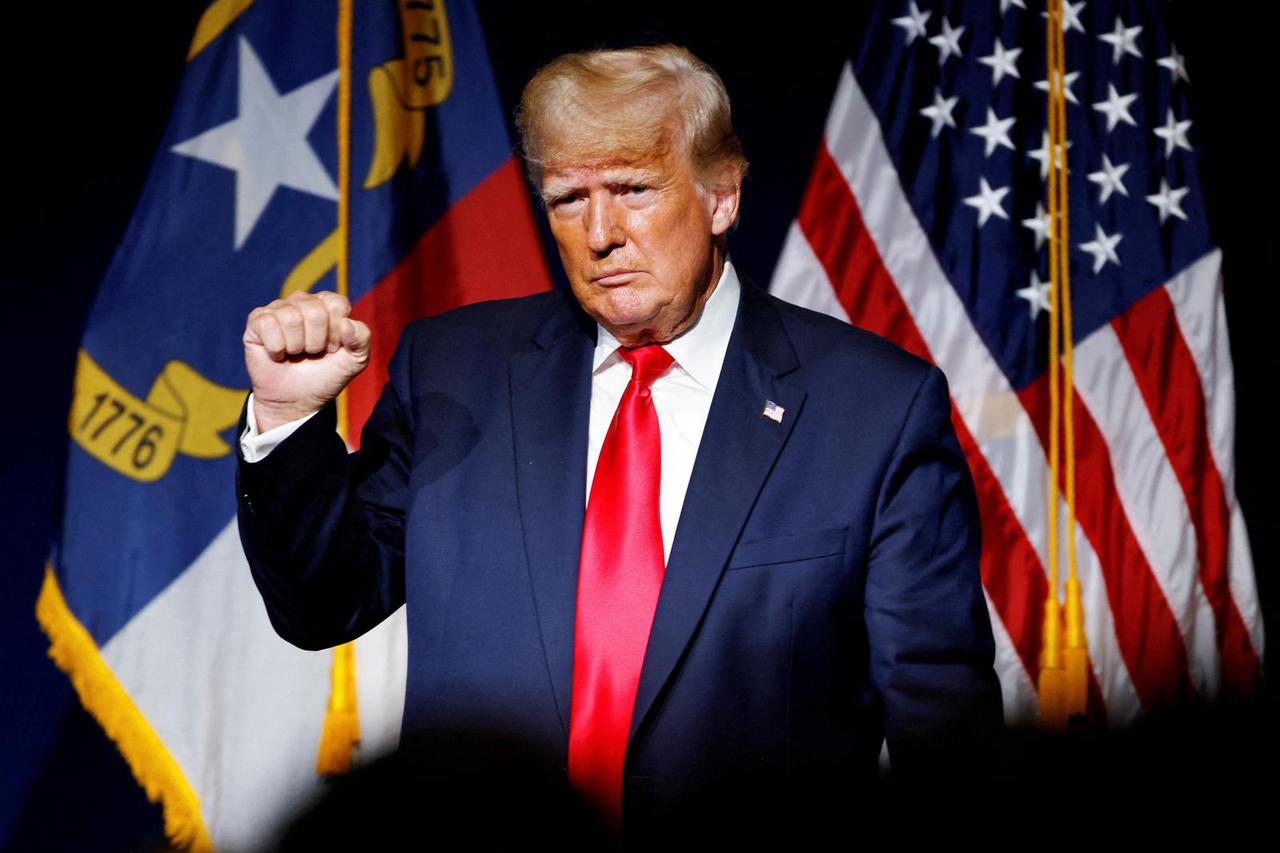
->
[1038, 0, 1089, 730]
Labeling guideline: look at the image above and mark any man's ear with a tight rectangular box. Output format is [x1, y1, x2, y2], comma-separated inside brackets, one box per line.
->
[705, 167, 743, 236]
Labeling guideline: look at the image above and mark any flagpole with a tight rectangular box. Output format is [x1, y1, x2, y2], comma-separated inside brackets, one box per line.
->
[316, 0, 362, 777]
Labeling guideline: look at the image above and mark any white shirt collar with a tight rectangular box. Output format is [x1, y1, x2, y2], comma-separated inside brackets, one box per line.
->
[591, 259, 742, 391]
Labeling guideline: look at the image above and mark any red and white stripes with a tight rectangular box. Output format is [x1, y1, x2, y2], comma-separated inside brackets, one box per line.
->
[769, 65, 1262, 722]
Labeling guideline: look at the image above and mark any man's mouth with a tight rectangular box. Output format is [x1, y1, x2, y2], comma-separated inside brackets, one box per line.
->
[592, 270, 641, 285]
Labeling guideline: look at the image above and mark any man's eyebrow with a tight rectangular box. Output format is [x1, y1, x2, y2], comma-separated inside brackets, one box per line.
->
[604, 167, 662, 185]
[539, 180, 579, 201]
[540, 168, 665, 201]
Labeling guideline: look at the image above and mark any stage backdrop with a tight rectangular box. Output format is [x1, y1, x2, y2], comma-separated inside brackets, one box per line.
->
[4, 2, 1274, 850]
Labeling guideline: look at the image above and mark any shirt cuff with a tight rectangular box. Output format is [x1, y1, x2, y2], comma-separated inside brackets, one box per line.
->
[240, 395, 320, 463]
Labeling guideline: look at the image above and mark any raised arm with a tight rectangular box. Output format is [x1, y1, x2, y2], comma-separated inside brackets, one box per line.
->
[236, 291, 409, 650]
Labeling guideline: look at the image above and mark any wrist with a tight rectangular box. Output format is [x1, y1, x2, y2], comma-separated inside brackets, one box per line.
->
[252, 396, 326, 433]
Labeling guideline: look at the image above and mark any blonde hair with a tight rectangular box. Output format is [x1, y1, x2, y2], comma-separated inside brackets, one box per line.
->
[516, 44, 748, 193]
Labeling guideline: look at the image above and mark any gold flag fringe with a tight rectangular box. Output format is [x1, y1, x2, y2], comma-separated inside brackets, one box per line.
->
[35, 565, 213, 851]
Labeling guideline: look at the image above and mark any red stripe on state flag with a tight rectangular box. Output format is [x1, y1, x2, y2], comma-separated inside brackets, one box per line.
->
[1110, 287, 1261, 698]
[796, 142, 1046, 686]
[1018, 376, 1196, 709]
[346, 158, 553, 441]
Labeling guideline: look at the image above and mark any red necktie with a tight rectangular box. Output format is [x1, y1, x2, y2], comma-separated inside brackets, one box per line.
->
[568, 344, 674, 825]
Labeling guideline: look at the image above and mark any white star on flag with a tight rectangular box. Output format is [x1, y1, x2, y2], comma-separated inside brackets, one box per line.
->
[1146, 178, 1190, 224]
[979, 40, 1023, 86]
[1022, 202, 1053, 250]
[1079, 223, 1123, 273]
[1028, 131, 1072, 180]
[1092, 83, 1138, 132]
[1043, 1, 1086, 35]
[891, 1, 931, 44]
[1154, 109, 1193, 157]
[920, 89, 959, 137]
[1087, 154, 1130, 203]
[928, 18, 966, 65]
[1157, 46, 1190, 83]
[970, 108, 1016, 157]
[964, 177, 1010, 227]
[1016, 271, 1052, 320]
[1000, 0, 1027, 13]
[171, 37, 339, 249]
[1035, 69, 1081, 105]
[1099, 16, 1143, 64]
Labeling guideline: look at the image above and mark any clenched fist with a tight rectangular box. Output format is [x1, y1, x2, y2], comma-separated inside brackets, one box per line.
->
[243, 291, 371, 432]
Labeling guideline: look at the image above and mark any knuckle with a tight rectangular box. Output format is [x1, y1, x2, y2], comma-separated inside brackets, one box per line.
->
[298, 301, 327, 322]
[318, 291, 351, 315]
[248, 315, 272, 336]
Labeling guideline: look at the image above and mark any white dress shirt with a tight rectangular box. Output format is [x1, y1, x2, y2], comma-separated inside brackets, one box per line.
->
[241, 261, 742, 565]
[586, 261, 739, 562]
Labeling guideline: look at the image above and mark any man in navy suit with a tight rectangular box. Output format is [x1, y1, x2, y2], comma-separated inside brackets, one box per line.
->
[238, 44, 1001, 837]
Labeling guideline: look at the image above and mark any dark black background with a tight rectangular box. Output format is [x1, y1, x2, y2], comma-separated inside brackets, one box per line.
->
[3, 2, 1273, 849]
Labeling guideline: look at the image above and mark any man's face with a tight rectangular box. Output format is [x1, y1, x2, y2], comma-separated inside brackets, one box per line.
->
[541, 144, 739, 347]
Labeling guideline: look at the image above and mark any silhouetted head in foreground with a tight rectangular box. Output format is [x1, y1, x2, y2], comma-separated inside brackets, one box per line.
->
[276, 729, 610, 851]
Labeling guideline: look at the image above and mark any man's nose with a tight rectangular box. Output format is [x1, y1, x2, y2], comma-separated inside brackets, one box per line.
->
[585, 194, 624, 255]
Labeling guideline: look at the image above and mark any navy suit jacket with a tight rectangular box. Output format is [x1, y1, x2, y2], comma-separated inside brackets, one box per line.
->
[237, 277, 1001, 832]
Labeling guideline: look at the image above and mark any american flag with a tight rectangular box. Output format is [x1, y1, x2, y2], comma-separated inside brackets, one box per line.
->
[769, 0, 1263, 725]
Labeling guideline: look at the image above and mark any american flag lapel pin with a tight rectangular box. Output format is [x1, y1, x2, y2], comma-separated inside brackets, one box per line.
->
[762, 400, 785, 424]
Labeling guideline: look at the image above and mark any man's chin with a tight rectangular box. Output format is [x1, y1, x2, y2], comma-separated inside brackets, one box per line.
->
[592, 303, 666, 344]
[603, 321, 663, 347]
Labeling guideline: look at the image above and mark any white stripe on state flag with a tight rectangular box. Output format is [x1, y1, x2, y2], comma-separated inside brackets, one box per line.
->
[353, 604, 408, 761]
[1073, 322, 1222, 698]
[1162, 252, 1264, 655]
[782, 62, 1146, 723]
[102, 519, 330, 851]
[103, 521, 409, 848]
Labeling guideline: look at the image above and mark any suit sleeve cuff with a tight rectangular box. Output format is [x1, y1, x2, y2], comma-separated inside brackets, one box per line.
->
[240, 394, 322, 463]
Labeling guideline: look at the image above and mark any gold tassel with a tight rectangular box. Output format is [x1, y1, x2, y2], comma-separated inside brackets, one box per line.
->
[1038, 0, 1089, 728]
[1063, 576, 1089, 719]
[1053, 0, 1088, 725]
[316, 641, 361, 775]
[1038, 597, 1067, 731]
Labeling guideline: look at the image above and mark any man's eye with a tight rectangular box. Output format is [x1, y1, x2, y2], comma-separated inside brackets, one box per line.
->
[625, 185, 650, 195]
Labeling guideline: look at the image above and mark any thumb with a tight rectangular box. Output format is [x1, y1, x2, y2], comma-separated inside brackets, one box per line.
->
[340, 317, 372, 359]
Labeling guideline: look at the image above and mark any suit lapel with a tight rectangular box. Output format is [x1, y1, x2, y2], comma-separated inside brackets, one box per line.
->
[509, 296, 596, 739]
[629, 278, 806, 744]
